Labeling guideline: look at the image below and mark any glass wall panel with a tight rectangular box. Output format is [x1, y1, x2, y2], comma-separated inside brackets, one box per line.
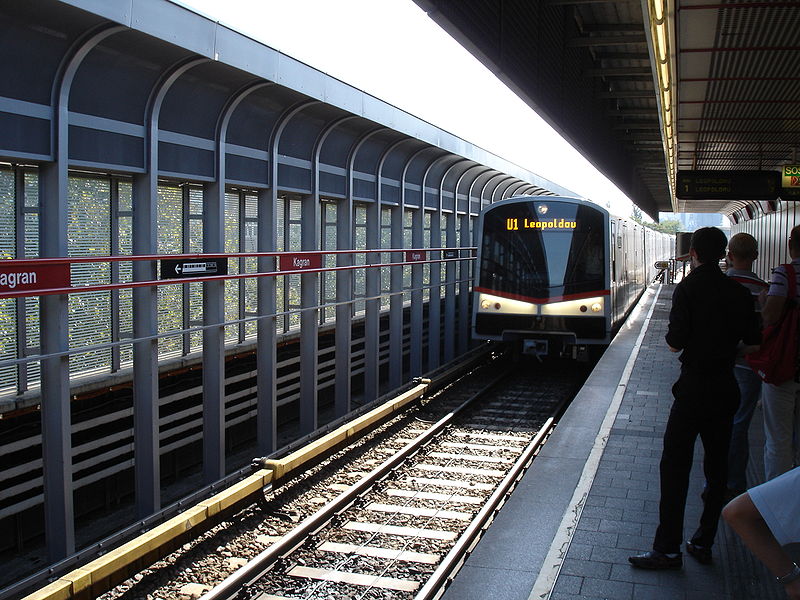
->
[243, 193, 258, 339]
[403, 209, 413, 303]
[117, 181, 133, 367]
[354, 203, 367, 315]
[0, 169, 16, 393]
[23, 171, 40, 391]
[224, 192, 239, 343]
[423, 211, 431, 301]
[322, 201, 337, 322]
[157, 184, 184, 357]
[187, 188, 203, 352]
[380, 207, 392, 308]
[287, 198, 301, 330]
[276, 198, 285, 334]
[68, 177, 111, 376]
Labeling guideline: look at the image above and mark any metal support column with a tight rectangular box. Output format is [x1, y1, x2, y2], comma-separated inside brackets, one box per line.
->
[131, 56, 205, 516]
[443, 210, 457, 362]
[458, 212, 471, 355]
[300, 192, 320, 434]
[131, 173, 159, 518]
[428, 206, 442, 372]
[256, 187, 277, 455]
[389, 203, 404, 389]
[39, 161, 74, 562]
[39, 24, 124, 562]
[202, 181, 226, 483]
[409, 204, 423, 378]
[364, 190, 381, 404]
[335, 193, 353, 416]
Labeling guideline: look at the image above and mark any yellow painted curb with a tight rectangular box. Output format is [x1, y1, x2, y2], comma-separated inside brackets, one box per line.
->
[21, 380, 427, 600]
[264, 382, 429, 480]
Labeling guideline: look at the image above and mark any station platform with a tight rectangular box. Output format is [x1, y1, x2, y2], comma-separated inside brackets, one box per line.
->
[444, 283, 792, 600]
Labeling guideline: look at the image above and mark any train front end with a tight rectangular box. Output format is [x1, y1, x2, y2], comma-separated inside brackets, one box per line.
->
[472, 196, 611, 358]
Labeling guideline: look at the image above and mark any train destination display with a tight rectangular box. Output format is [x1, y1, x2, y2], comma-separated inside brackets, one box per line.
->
[505, 218, 577, 231]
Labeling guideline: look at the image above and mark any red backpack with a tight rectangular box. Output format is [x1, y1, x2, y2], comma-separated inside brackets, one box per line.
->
[746, 264, 800, 384]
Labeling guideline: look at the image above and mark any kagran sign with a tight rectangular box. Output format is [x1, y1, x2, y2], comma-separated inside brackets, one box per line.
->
[506, 218, 577, 231]
[0, 263, 70, 296]
[279, 253, 322, 271]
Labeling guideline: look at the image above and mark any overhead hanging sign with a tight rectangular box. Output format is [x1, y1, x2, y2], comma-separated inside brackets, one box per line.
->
[676, 170, 780, 201]
[781, 165, 800, 200]
[160, 258, 228, 279]
[782, 165, 800, 188]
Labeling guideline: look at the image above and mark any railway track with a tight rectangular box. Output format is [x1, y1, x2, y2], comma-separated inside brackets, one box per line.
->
[93, 355, 589, 600]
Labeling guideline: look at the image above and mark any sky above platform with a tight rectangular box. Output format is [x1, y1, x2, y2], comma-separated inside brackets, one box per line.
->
[178, 0, 639, 218]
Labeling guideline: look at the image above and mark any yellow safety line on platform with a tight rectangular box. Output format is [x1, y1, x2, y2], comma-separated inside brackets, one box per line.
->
[22, 381, 429, 600]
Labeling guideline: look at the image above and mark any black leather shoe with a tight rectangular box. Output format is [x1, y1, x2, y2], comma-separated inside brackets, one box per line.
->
[629, 550, 682, 570]
[686, 541, 712, 564]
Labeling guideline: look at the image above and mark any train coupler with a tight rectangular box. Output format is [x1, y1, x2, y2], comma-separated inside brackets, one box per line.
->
[522, 339, 548, 360]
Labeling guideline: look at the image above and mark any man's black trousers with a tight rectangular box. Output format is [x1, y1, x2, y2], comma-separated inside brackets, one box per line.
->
[653, 369, 739, 555]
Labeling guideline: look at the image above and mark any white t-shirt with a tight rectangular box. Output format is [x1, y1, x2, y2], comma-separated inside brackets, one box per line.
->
[749, 466, 800, 546]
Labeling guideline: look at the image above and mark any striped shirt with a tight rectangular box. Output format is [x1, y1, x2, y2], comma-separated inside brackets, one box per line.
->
[727, 268, 768, 368]
[767, 258, 800, 299]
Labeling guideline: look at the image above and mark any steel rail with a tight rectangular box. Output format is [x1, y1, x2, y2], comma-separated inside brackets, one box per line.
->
[203, 364, 514, 600]
[414, 372, 581, 600]
[413, 416, 555, 600]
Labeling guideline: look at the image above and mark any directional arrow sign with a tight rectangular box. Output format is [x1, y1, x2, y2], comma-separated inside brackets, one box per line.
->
[160, 258, 228, 280]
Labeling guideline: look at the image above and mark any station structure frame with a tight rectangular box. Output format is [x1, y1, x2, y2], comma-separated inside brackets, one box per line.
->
[0, 0, 578, 563]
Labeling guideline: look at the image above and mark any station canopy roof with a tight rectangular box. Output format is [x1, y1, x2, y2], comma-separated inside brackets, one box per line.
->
[413, 0, 800, 220]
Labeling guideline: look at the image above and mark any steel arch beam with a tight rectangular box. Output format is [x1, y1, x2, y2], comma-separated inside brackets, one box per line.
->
[362, 130, 398, 403]
[438, 159, 471, 363]
[305, 114, 357, 428]
[41, 22, 126, 562]
[258, 98, 319, 451]
[132, 54, 209, 518]
[400, 146, 435, 379]
[489, 175, 516, 205]
[421, 154, 457, 371]
[203, 79, 273, 483]
[335, 126, 387, 417]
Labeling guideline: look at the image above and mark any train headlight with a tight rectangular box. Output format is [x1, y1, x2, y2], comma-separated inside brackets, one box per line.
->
[481, 299, 492, 309]
[591, 302, 602, 313]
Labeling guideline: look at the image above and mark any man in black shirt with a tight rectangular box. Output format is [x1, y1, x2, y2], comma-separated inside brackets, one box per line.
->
[630, 227, 761, 569]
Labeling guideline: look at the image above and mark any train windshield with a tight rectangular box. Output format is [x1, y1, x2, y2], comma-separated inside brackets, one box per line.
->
[478, 201, 606, 301]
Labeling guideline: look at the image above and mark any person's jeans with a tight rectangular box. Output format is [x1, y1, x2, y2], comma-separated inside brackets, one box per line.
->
[762, 378, 800, 481]
[727, 367, 762, 491]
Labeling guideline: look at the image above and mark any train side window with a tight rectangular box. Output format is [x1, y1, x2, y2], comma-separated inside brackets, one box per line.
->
[611, 221, 617, 282]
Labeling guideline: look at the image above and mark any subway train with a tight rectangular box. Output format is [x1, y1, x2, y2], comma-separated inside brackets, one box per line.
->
[472, 196, 673, 358]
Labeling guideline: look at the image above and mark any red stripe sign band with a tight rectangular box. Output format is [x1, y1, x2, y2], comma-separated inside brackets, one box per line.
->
[0, 263, 70, 294]
[279, 253, 322, 271]
[405, 250, 427, 262]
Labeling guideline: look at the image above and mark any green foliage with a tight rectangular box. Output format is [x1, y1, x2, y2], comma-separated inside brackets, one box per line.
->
[630, 205, 680, 234]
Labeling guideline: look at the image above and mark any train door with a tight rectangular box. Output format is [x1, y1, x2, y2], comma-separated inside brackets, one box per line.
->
[610, 219, 617, 322]
[622, 222, 629, 315]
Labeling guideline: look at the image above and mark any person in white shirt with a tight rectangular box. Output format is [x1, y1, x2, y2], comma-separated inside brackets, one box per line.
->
[723, 467, 800, 599]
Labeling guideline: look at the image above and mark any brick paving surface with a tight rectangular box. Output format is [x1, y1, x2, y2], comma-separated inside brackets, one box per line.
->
[550, 285, 781, 600]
